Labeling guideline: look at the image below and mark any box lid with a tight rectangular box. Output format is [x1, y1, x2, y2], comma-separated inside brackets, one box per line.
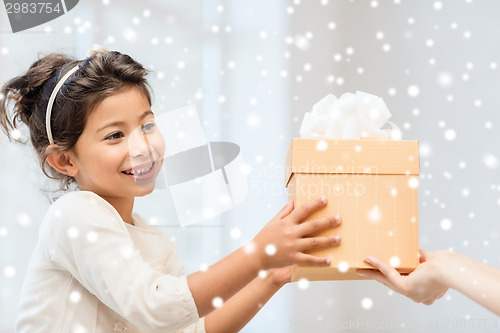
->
[285, 138, 420, 187]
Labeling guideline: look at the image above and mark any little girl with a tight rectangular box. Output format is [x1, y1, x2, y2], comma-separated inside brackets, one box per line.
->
[0, 48, 342, 332]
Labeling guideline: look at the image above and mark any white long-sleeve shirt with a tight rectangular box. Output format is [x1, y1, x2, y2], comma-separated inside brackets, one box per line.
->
[16, 190, 205, 333]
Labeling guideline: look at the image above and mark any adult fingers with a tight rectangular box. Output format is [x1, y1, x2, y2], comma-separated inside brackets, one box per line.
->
[422, 289, 448, 305]
[356, 269, 400, 292]
[276, 201, 294, 220]
[297, 235, 341, 251]
[435, 288, 448, 300]
[288, 196, 328, 224]
[363, 256, 406, 291]
[297, 214, 341, 237]
[418, 249, 428, 263]
[422, 296, 438, 305]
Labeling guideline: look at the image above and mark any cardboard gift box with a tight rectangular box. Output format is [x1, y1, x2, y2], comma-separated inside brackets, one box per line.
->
[285, 138, 420, 281]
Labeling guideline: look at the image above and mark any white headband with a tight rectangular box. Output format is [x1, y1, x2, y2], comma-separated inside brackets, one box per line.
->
[45, 44, 108, 145]
[45, 65, 80, 145]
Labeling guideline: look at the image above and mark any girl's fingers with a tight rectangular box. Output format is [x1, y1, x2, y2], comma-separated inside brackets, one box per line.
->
[295, 253, 331, 266]
[288, 196, 327, 223]
[297, 235, 341, 251]
[297, 214, 341, 236]
[276, 201, 294, 219]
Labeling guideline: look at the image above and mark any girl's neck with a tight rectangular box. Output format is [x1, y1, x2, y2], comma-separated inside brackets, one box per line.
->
[99, 195, 135, 225]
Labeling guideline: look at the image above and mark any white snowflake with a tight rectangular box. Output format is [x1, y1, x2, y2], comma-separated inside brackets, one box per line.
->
[444, 129, 456, 141]
[212, 297, 223, 308]
[483, 153, 498, 169]
[361, 297, 373, 310]
[407, 85, 420, 97]
[440, 218, 452, 231]
[297, 278, 309, 290]
[4, 266, 15, 278]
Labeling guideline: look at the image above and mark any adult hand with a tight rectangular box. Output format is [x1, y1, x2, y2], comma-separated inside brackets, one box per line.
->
[357, 250, 449, 305]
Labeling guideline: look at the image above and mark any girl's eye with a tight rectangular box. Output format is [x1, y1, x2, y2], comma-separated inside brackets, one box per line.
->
[105, 132, 124, 141]
[142, 122, 156, 132]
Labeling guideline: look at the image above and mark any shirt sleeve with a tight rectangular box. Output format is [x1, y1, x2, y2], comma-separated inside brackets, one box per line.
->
[44, 191, 200, 333]
[175, 318, 206, 333]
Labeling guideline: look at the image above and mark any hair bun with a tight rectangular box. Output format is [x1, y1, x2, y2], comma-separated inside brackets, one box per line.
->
[0, 53, 76, 139]
[86, 44, 108, 57]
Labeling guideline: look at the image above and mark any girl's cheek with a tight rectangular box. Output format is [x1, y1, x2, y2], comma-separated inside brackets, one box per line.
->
[103, 143, 129, 160]
[153, 132, 166, 159]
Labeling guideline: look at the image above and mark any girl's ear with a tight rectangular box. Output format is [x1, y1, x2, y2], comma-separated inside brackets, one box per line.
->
[45, 145, 79, 177]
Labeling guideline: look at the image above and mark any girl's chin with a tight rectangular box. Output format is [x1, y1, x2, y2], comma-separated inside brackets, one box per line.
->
[129, 177, 157, 193]
[134, 186, 155, 197]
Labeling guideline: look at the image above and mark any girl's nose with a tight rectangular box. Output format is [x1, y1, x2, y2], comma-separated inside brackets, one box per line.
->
[128, 127, 152, 158]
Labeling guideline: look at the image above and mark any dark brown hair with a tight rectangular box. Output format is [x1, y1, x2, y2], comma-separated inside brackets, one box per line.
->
[0, 50, 152, 192]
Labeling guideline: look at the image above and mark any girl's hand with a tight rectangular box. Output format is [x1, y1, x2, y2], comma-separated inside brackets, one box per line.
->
[266, 267, 292, 287]
[251, 196, 342, 270]
[357, 250, 449, 305]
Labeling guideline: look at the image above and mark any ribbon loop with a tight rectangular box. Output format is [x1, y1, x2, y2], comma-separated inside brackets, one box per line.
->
[299, 91, 401, 140]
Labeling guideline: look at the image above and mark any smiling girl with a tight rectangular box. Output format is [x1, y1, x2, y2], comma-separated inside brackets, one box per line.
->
[0, 48, 342, 332]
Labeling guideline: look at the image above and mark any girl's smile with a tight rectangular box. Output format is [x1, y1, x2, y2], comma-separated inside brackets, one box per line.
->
[121, 160, 157, 181]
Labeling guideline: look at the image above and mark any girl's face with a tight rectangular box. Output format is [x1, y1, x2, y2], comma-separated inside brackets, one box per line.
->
[70, 86, 164, 198]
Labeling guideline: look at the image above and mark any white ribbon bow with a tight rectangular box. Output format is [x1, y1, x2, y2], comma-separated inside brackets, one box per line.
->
[299, 91, 402, 140]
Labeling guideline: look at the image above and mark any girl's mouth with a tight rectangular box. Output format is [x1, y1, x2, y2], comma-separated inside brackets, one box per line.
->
[122, 161, 156, 181]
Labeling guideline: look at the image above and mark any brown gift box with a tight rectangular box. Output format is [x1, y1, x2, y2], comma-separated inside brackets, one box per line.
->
[285, 138, 420, 281]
